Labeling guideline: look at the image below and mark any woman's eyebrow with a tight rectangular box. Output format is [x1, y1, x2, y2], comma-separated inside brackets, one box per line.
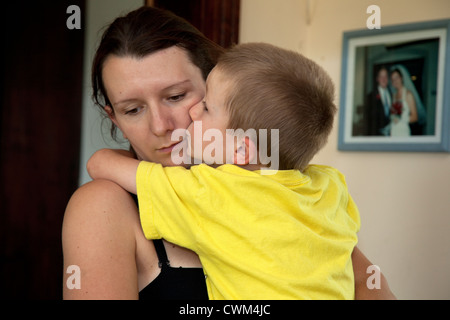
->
[113, 80, 192, 107]
[161, 79, 192, 92]
[113, 98, 140, 108]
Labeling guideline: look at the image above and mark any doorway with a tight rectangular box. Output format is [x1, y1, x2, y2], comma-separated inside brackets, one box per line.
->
[0, 0, 85, 299]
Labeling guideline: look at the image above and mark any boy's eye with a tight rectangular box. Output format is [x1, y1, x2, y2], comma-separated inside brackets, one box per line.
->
[202, 101, 208, 111]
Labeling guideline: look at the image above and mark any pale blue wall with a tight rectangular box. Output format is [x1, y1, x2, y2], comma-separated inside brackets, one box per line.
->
[79, 0, 144, 186]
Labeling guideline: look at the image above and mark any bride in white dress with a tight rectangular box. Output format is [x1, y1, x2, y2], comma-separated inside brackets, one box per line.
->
[389, 66, 422, 137]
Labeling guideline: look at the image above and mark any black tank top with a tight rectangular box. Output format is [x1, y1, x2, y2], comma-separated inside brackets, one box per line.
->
[130, 193, 207, 300]
[138, 239, 208, 300]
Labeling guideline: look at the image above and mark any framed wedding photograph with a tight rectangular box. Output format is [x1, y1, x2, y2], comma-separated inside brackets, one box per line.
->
[338, 19, 450, 152]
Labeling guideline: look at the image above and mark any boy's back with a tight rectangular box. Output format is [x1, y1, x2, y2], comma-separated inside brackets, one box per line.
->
[137, 162, 360, 299]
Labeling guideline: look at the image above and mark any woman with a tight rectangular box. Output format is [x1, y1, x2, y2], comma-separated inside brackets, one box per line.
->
[62, 6, 395, 300]
[389, 65, 425, 137]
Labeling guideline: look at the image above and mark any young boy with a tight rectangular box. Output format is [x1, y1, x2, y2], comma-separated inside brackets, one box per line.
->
[88, 43, 360, 299]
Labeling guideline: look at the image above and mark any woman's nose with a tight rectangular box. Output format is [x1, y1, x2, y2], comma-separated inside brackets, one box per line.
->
[189, 101, 203, 121]
[149, 106, 174, 136]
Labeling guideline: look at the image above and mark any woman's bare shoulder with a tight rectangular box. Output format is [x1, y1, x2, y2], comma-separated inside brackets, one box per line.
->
[67, 179, 132, 205]
[62, 179, 147, 299]
[63, 178, 141, 234]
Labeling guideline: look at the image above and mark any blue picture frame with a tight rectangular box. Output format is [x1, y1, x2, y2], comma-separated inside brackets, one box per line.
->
[338, 19, 450, 152]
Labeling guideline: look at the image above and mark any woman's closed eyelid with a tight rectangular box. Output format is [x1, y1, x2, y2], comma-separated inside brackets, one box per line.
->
[167, 92, 187, 102]
[124, 105, 143, 115]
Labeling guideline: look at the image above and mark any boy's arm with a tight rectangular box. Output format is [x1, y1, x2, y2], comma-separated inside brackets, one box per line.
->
[87, 149, 139, 194]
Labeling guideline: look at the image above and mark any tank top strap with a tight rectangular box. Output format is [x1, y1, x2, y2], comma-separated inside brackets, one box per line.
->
[153, 239, 171, 269]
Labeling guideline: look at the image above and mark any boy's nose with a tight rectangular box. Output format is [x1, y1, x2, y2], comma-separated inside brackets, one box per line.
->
[189, 100, 203, 120]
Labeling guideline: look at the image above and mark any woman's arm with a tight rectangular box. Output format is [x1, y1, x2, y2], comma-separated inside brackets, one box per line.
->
[62, 179, 141, 299]
[352, 247, 396, 300]
[87, 149, 140, 194]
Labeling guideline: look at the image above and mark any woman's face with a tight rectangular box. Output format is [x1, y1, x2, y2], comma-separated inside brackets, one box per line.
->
[102, 46, 206, 166]
[391, 71, 403, 90]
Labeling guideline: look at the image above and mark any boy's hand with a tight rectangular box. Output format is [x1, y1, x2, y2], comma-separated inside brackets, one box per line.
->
[87, 149, 128, 180]
[86, 149, 140, 194]
[109, 149, 134, 158]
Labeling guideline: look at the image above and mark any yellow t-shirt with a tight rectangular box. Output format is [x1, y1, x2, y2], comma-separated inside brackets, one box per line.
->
[137, 163, 360, 300]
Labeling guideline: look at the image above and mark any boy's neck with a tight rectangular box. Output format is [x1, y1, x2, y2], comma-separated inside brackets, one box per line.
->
[239, 163, 266, 171]
[210, 163, 267, 171]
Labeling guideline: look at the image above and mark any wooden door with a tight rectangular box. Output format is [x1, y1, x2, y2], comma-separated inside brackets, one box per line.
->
[151, 0, 240, 48]
[0, 0, 85, 299]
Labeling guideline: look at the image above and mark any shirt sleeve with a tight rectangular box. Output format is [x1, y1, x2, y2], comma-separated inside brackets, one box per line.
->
[312, 165, 361, 235]
[346, 192, 361, 233]
[136, 161, 207, 251]
[335, 167, 361, 234]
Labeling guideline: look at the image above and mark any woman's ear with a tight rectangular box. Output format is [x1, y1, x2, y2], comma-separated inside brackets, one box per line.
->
[104, 105, 127, 139]
[104, 105, 116, 124]
[234, 137, 257, 165]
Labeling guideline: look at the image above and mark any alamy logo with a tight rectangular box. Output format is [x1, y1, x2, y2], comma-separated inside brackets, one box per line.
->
[66, 265, 81, 290]
[367, 5, 381, 30]
[171, 121, 280, 174]
[66, 5, 81, 30]
[366, 265, 381, 289]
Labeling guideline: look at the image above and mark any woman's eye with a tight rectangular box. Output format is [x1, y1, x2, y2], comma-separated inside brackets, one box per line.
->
[125, 106, 141, 115]
[168, 93, 186, 102]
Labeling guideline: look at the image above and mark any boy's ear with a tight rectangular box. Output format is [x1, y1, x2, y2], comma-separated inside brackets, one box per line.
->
[104, 105, 127, 139]
[234, 137, 257, 165]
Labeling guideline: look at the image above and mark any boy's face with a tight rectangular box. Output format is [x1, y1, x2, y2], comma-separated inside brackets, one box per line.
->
[185, 67, 233, 164]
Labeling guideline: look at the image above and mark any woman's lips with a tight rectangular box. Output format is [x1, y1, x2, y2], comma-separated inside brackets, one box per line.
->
[157, 141, 182, 153]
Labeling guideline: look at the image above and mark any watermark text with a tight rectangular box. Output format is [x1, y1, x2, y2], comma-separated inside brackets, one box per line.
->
[367, 5, 381, 29]
[66, 5, 81, 30]
[66, 264, 81, 290]
[366, 264, 381, 289]
[171, 122, 280, 174]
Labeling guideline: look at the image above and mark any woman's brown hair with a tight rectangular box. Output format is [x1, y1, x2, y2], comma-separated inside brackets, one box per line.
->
[92, 6, 224, 140]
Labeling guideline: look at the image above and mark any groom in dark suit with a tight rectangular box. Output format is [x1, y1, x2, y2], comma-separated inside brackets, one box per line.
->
[364, 66, 391, 136]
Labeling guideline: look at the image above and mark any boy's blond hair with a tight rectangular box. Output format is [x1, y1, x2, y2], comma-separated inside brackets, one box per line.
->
[217, 43, 336, 171]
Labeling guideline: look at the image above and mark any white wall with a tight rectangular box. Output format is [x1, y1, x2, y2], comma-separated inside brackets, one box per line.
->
[78, 0, 144, 185]
[241, 0, 450, 299]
